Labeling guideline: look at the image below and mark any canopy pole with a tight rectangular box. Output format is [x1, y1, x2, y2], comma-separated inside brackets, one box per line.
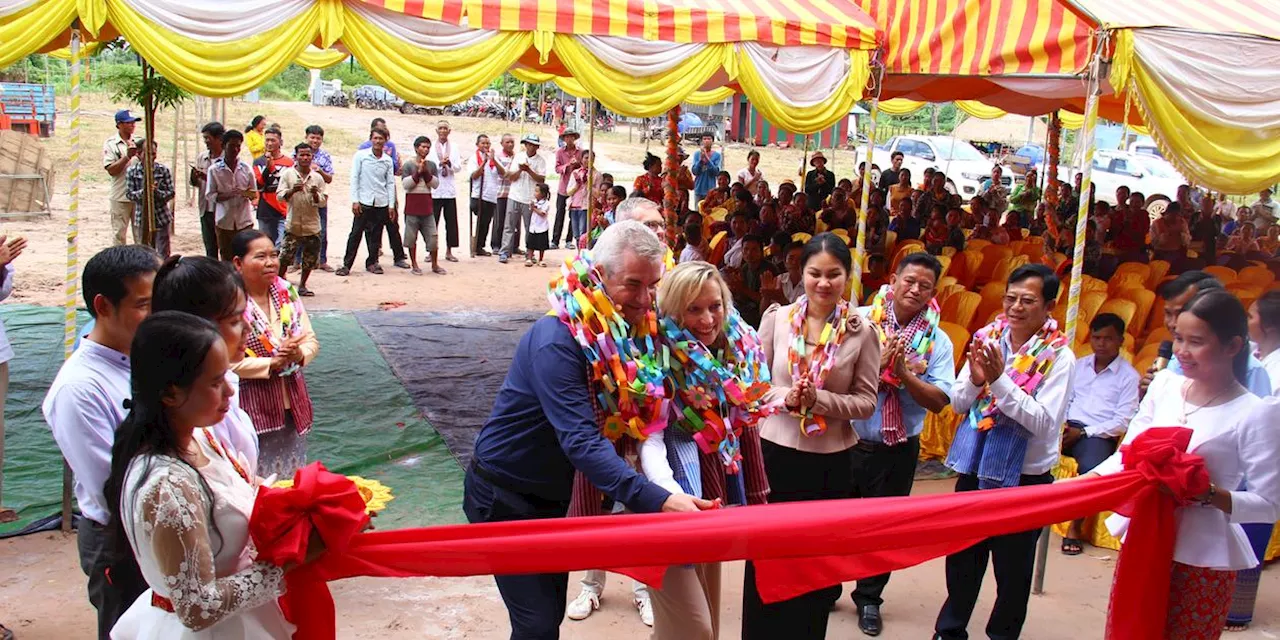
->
[748, 99, 756, 146]
[518, 82, 529, 138]
[799, 135, 810, 177]
[663, 108, 680, 247]
[852, 62, 885, 303]
[1033, 30, 1108, 597]
[585, 98, 596, 244]
[62, 26, 83, 533]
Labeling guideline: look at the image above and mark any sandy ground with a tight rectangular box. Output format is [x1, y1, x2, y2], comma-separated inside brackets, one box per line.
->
[2, 96, 1277, 638]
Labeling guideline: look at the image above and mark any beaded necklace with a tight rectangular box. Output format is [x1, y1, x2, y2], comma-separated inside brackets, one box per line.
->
[787, 296, 853, 437]
[547, 251, 668, 441]
[969, 315, 1067, 431]
[661, 310, 774, 472]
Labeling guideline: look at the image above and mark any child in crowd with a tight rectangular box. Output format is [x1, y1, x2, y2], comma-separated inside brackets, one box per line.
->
[527, 183, 551, 267]
[679, 223, 706, 263]
[861, 253, 888, 295]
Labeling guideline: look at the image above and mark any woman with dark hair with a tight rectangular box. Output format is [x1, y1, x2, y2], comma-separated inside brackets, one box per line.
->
[152, 255, 258, 474]
[243, 116, 267, 160]
[1085, 290, 1280, 639]
[742, 233, 880, 639]
[106, 311, 307, 638]
[230, 230, 319, 479]
[634, 153, 665, 204]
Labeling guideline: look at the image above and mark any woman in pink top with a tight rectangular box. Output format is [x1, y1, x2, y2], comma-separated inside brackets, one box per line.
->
[565, 150, 599, 246]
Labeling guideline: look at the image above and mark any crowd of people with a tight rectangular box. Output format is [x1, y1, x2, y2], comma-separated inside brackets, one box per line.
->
[0, 106, 1274, 640]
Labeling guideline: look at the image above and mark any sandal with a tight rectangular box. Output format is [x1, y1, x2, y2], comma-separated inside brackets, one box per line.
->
[297, 287, 315, 297]
[446, 255, 460, 263]
[540, 260, 548, 267]
[525, 259, 535, 267]
[432, 266, 448, 275]
[1061, 538, 1083, 556]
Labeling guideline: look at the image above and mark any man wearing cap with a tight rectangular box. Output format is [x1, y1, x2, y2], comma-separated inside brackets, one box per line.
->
[552, 129, 581, 250]
[499, 135, 547, 263]
[104, 110, 142, 245]
[691, 133, 722, 210]
[804, 151, 835, 212]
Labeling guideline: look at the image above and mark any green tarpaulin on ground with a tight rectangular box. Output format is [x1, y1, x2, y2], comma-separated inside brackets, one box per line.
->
[0, 306, 465, 536]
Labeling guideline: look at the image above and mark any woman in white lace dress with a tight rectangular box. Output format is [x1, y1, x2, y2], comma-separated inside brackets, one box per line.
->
[104, 311, 321, 639]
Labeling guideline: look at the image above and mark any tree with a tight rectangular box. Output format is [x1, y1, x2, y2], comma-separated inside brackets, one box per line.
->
[99, 43, 189, 244]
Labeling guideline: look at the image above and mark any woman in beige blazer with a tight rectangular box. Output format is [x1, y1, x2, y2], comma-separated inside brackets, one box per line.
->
[741, 233, 881, 640]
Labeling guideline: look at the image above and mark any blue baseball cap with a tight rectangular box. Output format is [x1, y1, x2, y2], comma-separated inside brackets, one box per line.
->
[114, 109, 140, 124]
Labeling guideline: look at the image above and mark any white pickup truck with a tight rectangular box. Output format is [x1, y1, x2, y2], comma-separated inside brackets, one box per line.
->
[856, 134, 1010, 197]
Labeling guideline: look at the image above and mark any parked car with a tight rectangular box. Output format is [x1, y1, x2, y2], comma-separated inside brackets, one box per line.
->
[1078, 150, 1187, 213]
[856, 134, 1009, 197]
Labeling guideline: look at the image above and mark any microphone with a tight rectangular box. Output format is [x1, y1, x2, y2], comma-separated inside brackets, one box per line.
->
[1153, 341, 1173, 372]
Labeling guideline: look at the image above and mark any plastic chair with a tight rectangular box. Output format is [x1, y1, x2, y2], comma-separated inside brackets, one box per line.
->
[1116, 287, 1156, 340]
[967, 238, 991, 252]
[1145, 321, 1171, 350]
[938, 276, 958, 291]
[941, 246, 958, 258]
[971, 282, 1007, 334]
[1137, 340, 1164, 362]
[939, 321, 971, 371]
[954, 250, 985, 290]
[891, 241, 926, 270]
[1239, 265, 1276, 288]
[940, 291, 981, 330]
[1145, 260, 1172, 290]
[1134, 351, 1159, 376]
[1227, 281, 1263, 300]
[1009, 240, 1028, 256]
[1108, 272, 1146, 296]
[1071, 291, 1107, 343]
[1114, 262, 1151, 283]
[936, 254, 953, 279]
[975, 246, 1015, 286]
[1096, 299, 1137, 334]
[1203, 265, 1238, 284]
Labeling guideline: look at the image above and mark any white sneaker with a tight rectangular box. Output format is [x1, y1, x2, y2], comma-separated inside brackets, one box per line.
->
[566, 590, 600, 621]
[635, 596, 653, 627]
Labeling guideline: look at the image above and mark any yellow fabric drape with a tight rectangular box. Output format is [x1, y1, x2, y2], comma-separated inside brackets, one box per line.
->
[0, 0, 80, 68]
[878, 98, 926, 116]
[548, 36, 730, 118]
[1110, 29, 1280, 194]
[955, 100, 1007, 120]
[341, 10, 532, 106]
[684, 87, 736, 106]
[735, 49, 869, 135]
[295, 47, 346, 69]
[106, 1, 319, 97]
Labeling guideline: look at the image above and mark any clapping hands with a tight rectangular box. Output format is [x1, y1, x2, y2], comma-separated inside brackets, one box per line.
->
[967, 339, 1004, 386]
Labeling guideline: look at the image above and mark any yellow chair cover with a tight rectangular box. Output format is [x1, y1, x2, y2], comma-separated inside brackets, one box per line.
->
[919, 407, 962, 462]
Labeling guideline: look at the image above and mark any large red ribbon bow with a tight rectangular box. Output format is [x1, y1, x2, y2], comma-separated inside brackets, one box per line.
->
[1104, 426, 1209, 640]
[249, 462, 369, 639]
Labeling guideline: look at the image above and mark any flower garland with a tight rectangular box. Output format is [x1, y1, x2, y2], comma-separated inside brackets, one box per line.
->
[865, 285, 940, 387]
[547, 251, 668, 441]
[787, 296, 854, 437]
[660, 310, 775, 473]
[969, 315, 1068, 431]
[244, 276, 304, 376]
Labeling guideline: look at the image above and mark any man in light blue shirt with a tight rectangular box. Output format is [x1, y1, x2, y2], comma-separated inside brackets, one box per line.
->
[690, 134, 721, 208]
[339, 127, 400, 276]
[848, 252, 956, 636]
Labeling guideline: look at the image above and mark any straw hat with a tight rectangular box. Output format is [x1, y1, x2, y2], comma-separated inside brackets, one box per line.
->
[809, 151, 828, 166]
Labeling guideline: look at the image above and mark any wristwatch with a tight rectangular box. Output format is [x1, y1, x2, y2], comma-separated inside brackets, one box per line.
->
[1200, 484, 1216, 506]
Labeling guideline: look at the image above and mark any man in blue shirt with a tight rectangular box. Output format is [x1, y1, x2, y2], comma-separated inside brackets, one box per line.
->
[690, 134, 721, 209]
[466, 220, 713, 639]
[1142, 271, 1272, 398]
[850, 252, 955, 636]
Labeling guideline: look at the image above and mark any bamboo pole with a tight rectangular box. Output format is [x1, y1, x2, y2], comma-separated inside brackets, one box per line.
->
[851, 64, 884, 302]
[61, 26, 82, 533]
[585, 98, 597, 243]
[142, 62, 156, 246]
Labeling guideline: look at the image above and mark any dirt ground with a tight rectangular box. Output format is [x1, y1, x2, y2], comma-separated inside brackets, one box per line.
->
[1, 96, 1277, 638]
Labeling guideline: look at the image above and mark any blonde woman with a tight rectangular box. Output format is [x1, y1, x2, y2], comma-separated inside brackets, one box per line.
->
[742, 233, 881, 639]
[640, 262, 772, 639]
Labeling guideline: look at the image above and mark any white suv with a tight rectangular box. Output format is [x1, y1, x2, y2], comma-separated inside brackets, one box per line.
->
[857, 135, 1009, 197]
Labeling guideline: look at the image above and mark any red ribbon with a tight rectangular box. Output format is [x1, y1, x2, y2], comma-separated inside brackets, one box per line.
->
[251, 430, 1202, 640]
[1104, 427, 1209, 640]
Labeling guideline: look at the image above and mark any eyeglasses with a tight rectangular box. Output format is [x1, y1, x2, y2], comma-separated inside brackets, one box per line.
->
[643, 221, 667, 233]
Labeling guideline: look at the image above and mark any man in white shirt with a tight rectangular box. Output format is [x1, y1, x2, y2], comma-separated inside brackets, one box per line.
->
[937, 263, 1075, 640]
[339, 127, 398, 276]
[205, 130, 256, 260]
[189, 121, 225, 258]
[498, 134, 547, 263]
[1250, 188, 1280, 229]
[103, 110, 141, 246]
[1059, 312, 1140, 555]
[431, 121, 462, 263]
[44, 245, 160, 639]
[469, 134, 502, 257]
[491, 134, 517, 254]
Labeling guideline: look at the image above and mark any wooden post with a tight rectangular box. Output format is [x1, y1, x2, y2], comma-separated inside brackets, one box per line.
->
[142, 61, 156, 246]
[799, 134, 810, 177]
[61, 25, 83, 533]
[585, 98, 597, 243]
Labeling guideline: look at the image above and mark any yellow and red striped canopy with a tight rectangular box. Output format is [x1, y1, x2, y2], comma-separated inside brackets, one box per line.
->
[357, 0, 880, 48]
[1068, 0, 1280, 42]
[854, 0, 1091, 76]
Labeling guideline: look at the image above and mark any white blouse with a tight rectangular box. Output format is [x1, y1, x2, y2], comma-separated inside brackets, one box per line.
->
[1092, 372, 1280, 571]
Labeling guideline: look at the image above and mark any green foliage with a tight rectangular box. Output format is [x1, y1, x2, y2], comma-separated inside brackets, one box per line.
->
[262, 63, 311, 101]
[99, 63, 188, 111]
[320, 60, 377, 90]
[873, 102, 961, 134]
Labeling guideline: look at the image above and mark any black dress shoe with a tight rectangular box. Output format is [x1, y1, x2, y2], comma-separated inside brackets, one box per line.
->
[857, 603, 883, 637]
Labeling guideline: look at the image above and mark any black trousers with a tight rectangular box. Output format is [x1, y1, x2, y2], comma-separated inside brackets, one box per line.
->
[343, 204, 387, 269]
[463, 466, 571, 640]
[934, 472, 1054, 640]
[472, 198, 496, 253]
[552, 192, 572, 245]
[742, 439, 853, 640]
[491, 197, 509, 251]
[433, 197, 459, 249]
[384, 212, 406, 262]
[78, 518, 146, 640]
[849, 436, 921, 608]
[199, 209, 218, 259]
